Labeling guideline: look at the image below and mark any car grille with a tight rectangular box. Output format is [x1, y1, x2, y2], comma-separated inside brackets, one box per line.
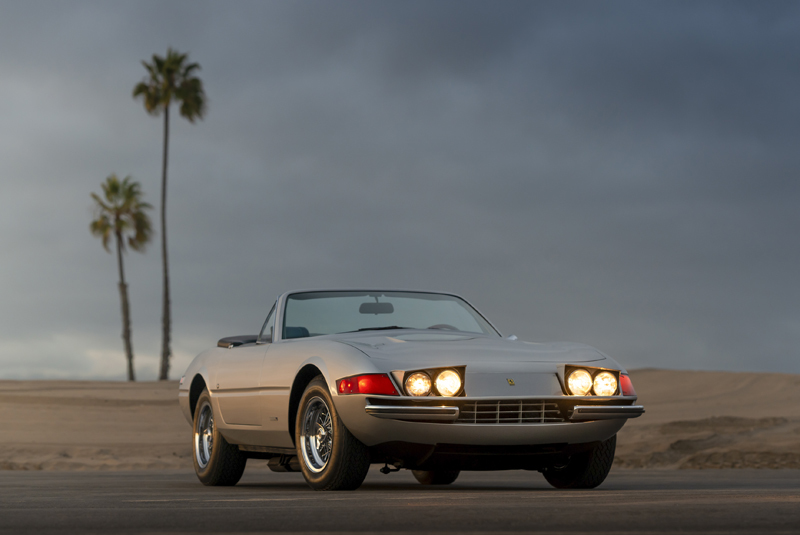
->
[456, 399, 565, 424]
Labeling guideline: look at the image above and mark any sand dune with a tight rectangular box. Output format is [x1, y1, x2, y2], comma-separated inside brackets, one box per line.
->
[1, 369, 798, 470]
[1, 380, 189, 470]
[616, 370, 800, 469]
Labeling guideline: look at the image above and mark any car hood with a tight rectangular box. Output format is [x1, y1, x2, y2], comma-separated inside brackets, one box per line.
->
[336, 332, 607, 372]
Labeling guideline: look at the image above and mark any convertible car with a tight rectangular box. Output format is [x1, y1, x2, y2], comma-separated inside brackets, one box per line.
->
[179, 289, 643, 490]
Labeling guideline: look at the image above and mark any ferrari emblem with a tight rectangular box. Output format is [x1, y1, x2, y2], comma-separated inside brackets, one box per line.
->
[507, 378, 515, 386]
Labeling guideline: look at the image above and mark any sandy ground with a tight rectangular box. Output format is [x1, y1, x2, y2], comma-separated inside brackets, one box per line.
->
[2, 369, 799, 470]
[1, 380, 189, 470]
[615, 369, 800, 469]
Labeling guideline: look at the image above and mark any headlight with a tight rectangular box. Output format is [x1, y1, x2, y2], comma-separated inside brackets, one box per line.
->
[434, 370, 462, 397]
[567, 369, 593, 396]
[593, 371, 618, 396]
[405, 372, 432, 396]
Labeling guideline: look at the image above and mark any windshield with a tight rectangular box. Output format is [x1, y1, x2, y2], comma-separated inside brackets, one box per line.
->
[282, 291, 498, 339]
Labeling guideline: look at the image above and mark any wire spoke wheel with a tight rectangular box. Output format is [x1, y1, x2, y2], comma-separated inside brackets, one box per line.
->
[295, 377, 370, 490]
[191, 389, 246, 486]
[194, 401, 215, 469]
[300, 396, 333, 473]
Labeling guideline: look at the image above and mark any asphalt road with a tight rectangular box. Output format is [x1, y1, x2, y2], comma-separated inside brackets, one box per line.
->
[1, 468, 798, 534]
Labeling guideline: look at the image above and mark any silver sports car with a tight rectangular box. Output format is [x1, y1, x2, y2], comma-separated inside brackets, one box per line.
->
[179, 289, 643, 490]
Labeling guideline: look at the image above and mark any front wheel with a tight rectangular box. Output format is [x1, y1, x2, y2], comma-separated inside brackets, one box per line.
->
[192, 389, 247, 486]
[412, 469, 460, 485]
[296, 376, 370, 490]
[543, 434, 616, 489]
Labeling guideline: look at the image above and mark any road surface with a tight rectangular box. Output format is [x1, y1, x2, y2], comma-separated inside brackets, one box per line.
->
[1, 468, 798, 534]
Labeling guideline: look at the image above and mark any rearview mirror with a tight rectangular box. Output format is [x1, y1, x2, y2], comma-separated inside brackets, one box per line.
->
[359, 302, 394, 315]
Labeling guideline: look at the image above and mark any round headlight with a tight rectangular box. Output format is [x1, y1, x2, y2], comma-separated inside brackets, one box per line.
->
[405, 372, 432, 396]
[435, 370, 462, 397]
[593, 371, 618, 396]
[567, 369, 593, 396]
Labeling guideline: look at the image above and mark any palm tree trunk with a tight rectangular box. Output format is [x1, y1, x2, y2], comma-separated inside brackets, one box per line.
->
[116, 231, 135, 381]
[159, 104, 171, 380]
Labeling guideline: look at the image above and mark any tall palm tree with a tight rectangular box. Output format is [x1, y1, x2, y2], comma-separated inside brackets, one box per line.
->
[133, 48, 206, 380]
[90, 175, 153, 381]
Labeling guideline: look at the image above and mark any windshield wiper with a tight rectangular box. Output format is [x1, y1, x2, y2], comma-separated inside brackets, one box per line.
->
[341, 326, 409, 333]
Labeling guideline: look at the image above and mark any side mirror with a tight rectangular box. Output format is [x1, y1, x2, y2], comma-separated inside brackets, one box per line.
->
[506, 335, 518, 341]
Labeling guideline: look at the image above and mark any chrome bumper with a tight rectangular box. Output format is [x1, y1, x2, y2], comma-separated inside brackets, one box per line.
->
[570, 405, 645, 421]
[344, 396, 628, 446]
[366, 403, 645, 422]
[365, 405, 459, 421]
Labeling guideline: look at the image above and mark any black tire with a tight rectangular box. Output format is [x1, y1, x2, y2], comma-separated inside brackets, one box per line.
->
[295, 376, 370, 490]
[412, 469, 460, 485]
[543, 434, 616, 489]
[192, 389, 247, 486]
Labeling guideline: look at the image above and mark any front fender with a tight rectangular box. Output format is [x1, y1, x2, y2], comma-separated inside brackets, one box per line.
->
[283, 341, 381, 436]
[179, 350, 216, 425]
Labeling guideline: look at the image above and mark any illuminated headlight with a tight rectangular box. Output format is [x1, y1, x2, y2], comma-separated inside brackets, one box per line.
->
[405, 372, 432, 396]
[434, 370, 462, 397]
[593, 371, 618, 396]
[567, 369, 593, 396]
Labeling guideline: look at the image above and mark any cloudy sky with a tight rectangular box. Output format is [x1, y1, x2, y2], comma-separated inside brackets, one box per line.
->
[1, 1, 798, 380]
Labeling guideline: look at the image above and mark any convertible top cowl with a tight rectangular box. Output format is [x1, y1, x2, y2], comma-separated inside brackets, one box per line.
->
[217, 335, 258, 348]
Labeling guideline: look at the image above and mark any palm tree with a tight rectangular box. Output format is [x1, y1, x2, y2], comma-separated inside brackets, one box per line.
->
[90, 175, 153, 381]
[133, 48, 206, 380]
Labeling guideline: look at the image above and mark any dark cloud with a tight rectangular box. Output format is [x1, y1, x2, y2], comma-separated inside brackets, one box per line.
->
[1, 1, 798, 379]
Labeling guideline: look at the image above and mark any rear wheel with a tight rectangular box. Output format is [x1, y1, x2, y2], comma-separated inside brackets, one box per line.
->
[543, 434, 616, 489]
[296, 376, 370, 490]
[412, 469, 460, 485]
[192, 389, 247, 486]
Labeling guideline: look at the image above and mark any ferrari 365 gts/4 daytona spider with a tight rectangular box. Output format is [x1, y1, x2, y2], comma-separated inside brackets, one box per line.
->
[179, 289, 643, 490]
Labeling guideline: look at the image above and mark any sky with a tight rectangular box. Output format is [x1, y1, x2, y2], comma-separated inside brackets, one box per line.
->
[1, 1, 798, 380]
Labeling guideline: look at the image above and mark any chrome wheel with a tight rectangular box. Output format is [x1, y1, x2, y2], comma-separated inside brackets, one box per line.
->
[300, 396, 333, 473]
[194, 401, 214, 469]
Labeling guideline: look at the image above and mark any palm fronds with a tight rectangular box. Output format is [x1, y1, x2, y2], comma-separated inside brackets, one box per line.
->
[90, 174, 152, 253]
[133, 48, 206, 121]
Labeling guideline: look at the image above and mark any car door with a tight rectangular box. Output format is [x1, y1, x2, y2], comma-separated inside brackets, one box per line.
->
[213, 305, 277, 427]
[213, 343, 269, 426]
[257, 340, 300, 448]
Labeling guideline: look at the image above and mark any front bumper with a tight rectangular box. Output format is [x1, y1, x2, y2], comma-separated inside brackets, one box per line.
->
[571, 405, 644, 420]
[365, 405, 459, 421]
[365, 403, 644, 422]
[336, 395, 641, 448]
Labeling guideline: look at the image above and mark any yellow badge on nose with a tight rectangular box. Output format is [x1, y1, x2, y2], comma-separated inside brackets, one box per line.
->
[507, 378, 515, 386]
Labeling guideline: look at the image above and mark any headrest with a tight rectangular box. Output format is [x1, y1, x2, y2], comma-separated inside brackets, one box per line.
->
[284, 326, 310, 339]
